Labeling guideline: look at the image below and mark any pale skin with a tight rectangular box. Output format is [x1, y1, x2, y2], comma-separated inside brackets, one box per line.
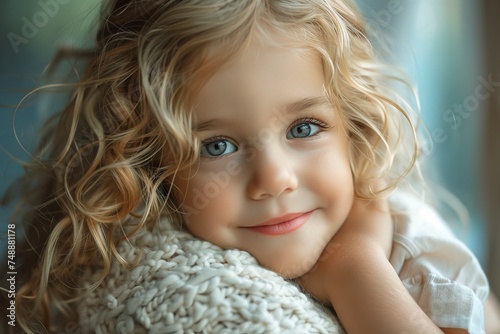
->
[299, 195, 467, 334]
[172, 35, 481, 333]
[304, 197, 500, 334]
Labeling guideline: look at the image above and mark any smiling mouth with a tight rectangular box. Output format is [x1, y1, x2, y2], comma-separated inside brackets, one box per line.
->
[243, 211, 314, 236]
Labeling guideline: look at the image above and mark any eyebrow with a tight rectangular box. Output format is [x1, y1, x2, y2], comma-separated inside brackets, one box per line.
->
[195, 117, 233, 132]
[283, 95, 333, 115]
[195, 95, 333, 131]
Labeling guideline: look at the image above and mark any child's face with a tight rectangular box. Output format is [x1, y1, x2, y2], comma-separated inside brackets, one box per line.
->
[173, 37, 354, 278]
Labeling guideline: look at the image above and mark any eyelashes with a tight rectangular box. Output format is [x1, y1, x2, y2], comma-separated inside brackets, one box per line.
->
[289, 117, 329, 129]
[286, 118, 329, 139]
[200, 136, 237, 159]
[200, 117, 332, 159]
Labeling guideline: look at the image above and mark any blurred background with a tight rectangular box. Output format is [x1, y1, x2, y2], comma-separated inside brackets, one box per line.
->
[353, 0, 500, 301]
[0, 0, 498, 298]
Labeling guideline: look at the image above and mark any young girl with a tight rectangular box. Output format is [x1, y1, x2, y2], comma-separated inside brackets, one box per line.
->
[3, 0, 492, 333]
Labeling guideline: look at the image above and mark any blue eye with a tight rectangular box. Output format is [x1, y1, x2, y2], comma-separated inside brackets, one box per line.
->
[201, 139, 237, 157]
[286, 122, 321, 139]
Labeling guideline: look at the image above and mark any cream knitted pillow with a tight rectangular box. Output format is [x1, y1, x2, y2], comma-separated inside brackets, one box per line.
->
[78, 218, 344, 333]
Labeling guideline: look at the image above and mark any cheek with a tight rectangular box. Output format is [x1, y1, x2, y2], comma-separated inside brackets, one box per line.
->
[308, 146, 353, 199]
[173, 171, 240, 237]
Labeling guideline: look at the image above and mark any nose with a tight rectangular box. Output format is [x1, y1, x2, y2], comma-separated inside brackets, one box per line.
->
[246, 144, 299, 200]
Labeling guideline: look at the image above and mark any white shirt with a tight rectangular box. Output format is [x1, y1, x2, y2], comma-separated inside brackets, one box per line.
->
[389, 191, 489, 333]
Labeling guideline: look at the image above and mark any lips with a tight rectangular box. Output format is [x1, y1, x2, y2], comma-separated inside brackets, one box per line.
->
[243, 211, 314, 236]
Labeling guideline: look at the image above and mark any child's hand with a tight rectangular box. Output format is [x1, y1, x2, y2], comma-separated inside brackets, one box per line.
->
[339, 195, 393, 258]
[297, 195, 393, 304]
[298, 193, 443, 334]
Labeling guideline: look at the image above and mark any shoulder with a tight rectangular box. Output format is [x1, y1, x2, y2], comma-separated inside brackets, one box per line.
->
[388, 190, 489, 332]
[389, 190, 460, 259]
[388, 189, 488, 296]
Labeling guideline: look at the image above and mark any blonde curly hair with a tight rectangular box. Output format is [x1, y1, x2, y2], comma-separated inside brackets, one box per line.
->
[3, 0, 419, 332]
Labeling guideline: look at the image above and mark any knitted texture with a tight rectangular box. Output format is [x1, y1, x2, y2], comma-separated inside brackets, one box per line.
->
[78, 218, 344, 333]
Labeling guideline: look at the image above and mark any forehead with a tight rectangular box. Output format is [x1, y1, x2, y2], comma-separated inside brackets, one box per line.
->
[195, 36, 325, 115]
